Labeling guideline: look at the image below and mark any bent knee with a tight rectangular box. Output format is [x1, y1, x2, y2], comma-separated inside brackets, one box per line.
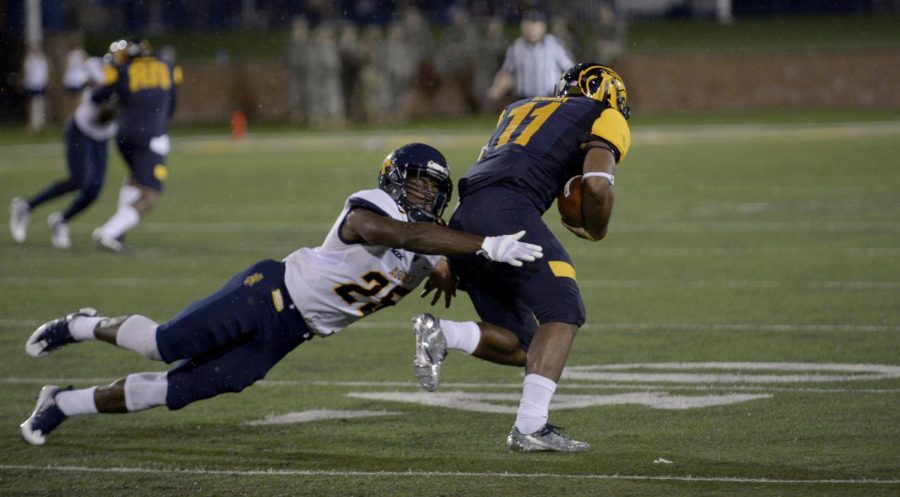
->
[81, 184, 102, 201]
[134, 189, 160, 214]
[61, 178, 82, 191]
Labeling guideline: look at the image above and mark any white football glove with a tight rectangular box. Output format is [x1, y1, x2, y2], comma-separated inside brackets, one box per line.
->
[478, 230, 543, 267]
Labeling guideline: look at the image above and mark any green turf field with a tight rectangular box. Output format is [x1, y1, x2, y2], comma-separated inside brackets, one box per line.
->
[1, 116, 899, 496]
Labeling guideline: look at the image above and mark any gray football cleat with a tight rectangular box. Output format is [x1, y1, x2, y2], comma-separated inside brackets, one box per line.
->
[10, 197, 31, 243]
[412, 313, 447, 392]
[25, 308, 99, 357]
[507, 424, 591, 453]
[48, 212, 71, 249]
[20, 385, 71, 445]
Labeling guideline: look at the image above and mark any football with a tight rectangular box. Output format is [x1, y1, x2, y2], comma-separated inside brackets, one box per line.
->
[557, 175, 584, 227]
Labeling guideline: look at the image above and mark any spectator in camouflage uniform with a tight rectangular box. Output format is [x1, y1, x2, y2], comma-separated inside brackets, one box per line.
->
[306, 23, 344, 126]
[285, 17, 311, 124]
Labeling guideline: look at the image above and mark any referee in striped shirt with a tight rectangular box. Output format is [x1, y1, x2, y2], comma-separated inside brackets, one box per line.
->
[487, 10, 574, 101]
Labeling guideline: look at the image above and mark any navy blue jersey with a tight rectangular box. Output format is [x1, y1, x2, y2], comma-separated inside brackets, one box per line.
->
[459, 96, 630, 212]
[93, 56, 181, 139]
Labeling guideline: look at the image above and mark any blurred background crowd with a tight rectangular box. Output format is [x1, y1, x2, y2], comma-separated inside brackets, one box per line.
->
[2, 0, 899, 128]
[278, 2, 626, 125]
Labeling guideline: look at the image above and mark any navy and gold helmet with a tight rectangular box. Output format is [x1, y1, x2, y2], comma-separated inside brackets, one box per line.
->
[555, 63, 630, 119]
[378, 143, 453, 223]
[107, 38, 152, 65]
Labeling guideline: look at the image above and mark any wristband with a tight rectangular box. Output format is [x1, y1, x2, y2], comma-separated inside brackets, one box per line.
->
[582, 171, 615, 186]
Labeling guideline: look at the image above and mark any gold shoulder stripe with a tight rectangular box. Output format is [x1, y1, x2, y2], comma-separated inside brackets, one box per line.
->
[102, 65, 119, 85]
[590, 108, 631, 161]
[173, 66, 183, 85]
[549, 261, 577, 280]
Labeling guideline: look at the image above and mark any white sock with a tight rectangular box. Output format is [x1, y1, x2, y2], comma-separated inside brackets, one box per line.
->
[440, 320, 480, 354]
[98, 204, 140, 240]
[117, 184, 142, 208]
[514, 374, 557, 435]
[69, 316, 102, 341]
[124, 372, 168, 412]
[56, 387, 98, 417]
[115, 315, 162, 361]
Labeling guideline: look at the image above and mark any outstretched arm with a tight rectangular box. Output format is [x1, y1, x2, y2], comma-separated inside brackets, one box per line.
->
[342, 208, 542, 266]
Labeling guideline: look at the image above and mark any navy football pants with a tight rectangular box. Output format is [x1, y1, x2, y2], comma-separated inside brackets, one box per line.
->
[28, 119, 107, 222]
[157, 260, 312, 410]
[448, 186, 586, 351]
[116, 133, 167, 191]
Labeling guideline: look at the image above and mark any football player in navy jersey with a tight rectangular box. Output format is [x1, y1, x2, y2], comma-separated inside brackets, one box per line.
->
[90, 38, 182, 252]
[18, 144, 543, 446]
[9, 55, 119, 249]
[411, 64, 632, 452]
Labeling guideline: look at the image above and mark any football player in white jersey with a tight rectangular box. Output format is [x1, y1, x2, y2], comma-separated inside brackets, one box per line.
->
[18, 143, 543, 445]
[10, 55, 119, 249]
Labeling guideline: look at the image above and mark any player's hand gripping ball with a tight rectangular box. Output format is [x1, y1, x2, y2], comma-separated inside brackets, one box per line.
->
[557, 175, 584, 227]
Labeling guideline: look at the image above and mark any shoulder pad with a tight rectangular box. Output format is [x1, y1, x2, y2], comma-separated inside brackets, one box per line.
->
[347, 189, 405, 221]
[590, 108, 631, 162]
[173, 66, 183, 85]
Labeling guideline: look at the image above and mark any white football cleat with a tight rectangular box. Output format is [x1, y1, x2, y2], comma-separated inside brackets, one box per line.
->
[10, 197, 31, 243]
[92, 228, 128, 253]
[26, 308, 98, 357]
[20, 385, 70, 445]
[48, 212, 71, 249]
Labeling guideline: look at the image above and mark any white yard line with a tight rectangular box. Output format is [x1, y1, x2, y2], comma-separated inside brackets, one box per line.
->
[348, 321, 900, 333]
[3, 377, 899, 394]
[0, 464, 896, 485]
[2, 120, 899, 159]
[1, 318, 899, 333]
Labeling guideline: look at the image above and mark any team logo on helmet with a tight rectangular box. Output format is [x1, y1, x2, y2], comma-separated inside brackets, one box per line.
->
[556, 63, 630, 119]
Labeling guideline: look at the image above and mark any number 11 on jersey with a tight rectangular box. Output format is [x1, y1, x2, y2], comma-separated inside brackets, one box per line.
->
[494, 101, 561, 148]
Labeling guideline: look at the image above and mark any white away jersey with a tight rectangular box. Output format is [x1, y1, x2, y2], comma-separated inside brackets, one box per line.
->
[73, 57, 118, 141]
[284, 189, 441, 336]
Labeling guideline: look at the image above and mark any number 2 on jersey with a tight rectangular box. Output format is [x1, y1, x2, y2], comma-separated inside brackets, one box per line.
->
[335, 271, 410, 316]
[495, 101, 561, 147]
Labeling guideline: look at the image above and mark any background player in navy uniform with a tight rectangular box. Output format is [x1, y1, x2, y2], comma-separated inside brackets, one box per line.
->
[91, 38, 182, 252]
[18, 143, 543, 445]
[9, 56, 119, 249]
[411, 64, 631, 452]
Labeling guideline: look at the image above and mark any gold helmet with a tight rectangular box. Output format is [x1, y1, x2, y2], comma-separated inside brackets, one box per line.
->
[106, 38, 152, 65]
[555, 63, 630, 119]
